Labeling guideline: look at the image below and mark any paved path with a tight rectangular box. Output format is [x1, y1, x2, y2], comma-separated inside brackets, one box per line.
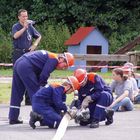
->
[0, 77, 12, 83]
[0, 104, 140, 140]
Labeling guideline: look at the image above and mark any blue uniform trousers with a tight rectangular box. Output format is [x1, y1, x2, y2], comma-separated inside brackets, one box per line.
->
[89, 91, 113, 122]
[9, 57, 40, 120]
[32, 99, 62, 128]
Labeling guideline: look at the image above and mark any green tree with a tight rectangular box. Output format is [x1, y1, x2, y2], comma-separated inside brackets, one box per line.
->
[0, 0, 140, 63]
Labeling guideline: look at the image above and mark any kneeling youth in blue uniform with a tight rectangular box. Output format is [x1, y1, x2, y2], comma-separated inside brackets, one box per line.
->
[29, 76, 80, 129]
[74, 69, 114, 128]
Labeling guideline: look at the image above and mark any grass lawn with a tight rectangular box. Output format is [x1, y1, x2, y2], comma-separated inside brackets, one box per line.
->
[0, 68, 140, 108]
[0, 68, 112, 104]
[0, 68, 13, 76]
[0, 68, 112, 77]
[0, 83, 11, 104]
[0, 82, 74, 104]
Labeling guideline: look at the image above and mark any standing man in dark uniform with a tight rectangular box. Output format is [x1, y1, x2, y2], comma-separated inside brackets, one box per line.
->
[12, 9, 41, 105]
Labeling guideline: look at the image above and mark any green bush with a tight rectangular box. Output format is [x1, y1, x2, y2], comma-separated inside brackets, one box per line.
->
[0, 22, 71, 63]
[0, 27, 12, 63]
[37, 21, 70, 53]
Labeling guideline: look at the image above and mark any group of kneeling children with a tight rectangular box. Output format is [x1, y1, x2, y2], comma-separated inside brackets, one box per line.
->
[29, 62, 140, 129]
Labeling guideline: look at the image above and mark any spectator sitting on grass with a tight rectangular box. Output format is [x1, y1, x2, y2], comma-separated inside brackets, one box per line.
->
[108, 68, 134, 112]
[124, 62, 140, 104]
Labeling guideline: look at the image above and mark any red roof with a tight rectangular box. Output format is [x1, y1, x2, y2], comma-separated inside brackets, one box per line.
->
[64, 27, 96, 46]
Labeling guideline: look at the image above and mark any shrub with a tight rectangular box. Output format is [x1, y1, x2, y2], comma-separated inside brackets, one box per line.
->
[37, 21, 70, 53]
[0, 27, 12, 63]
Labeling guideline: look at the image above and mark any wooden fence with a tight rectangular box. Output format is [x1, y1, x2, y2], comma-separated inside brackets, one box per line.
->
[0, 51, 140, 69]
[74, 51, 140, 70]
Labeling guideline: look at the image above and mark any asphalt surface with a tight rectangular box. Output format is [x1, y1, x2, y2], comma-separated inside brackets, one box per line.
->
[0, 104, 140, 140]
[0, 77, 140, 140]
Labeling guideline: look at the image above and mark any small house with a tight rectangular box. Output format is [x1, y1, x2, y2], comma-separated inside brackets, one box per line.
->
[64, 27, 109, 72]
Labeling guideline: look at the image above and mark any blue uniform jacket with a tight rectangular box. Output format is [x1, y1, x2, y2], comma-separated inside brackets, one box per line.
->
[23, 50, 58, 86]
[32, 83, 67, 113]
[12, 22, 41, 49]
[78, 73, 112, 103]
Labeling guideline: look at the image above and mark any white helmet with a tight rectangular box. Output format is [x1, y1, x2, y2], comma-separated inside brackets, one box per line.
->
[124, 62, 134, 71]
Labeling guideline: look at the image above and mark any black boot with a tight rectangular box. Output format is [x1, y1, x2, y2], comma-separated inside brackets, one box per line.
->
[9, 119, 23, 125]
[29, 111, 43, 129]
[90, 120, 99, 128]
[79, 120, 90, 126]
[105, 109, 114, 125]
[40, 120, 46, 126]
[25, 91, 31, 105]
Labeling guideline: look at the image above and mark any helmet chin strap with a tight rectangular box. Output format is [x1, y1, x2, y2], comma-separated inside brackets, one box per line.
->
[81, 77, 88, 87]
[64, 86, 72, 94]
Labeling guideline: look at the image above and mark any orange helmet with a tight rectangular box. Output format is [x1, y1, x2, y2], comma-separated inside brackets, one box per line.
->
[67, 76, 80, 91]
[74, 69, 87, 85]
[64, 52, 74, 67]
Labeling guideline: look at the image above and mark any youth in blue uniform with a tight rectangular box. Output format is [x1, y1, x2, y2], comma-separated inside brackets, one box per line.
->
[9, 50, 74, 125]
[29, 76, 80, 129]
[74, 69, 114, 128]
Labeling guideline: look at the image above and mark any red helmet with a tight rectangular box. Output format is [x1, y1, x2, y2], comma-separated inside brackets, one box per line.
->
[67, 76, 80, 91]
[74, 69, 87, 85]
[64, 52, 74, 67]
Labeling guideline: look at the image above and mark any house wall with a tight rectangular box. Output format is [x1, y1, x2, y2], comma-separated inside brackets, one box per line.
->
[80, 29, 109, 54]
[68, 45, 85, 70]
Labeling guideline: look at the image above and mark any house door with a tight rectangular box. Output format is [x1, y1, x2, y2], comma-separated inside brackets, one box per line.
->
[87, 45, 101, 67]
